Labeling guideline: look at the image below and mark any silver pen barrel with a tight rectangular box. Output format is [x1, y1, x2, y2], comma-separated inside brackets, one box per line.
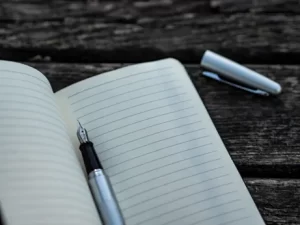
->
[89, 169, 125, 225]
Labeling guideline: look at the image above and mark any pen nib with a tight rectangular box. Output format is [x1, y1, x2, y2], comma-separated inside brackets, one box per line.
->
[77, 120, 89, 144]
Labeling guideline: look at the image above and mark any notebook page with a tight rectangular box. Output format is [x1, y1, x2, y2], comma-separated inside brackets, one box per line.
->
[0, 61, 101, 225]
[55, 59, 265, 225]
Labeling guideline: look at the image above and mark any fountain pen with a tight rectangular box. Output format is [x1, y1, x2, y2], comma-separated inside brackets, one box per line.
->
[77, 122, 125, 225]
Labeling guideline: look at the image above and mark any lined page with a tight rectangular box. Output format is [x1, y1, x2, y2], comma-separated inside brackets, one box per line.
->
[0, 61, 101, 225]
[55, 58, 265, 225]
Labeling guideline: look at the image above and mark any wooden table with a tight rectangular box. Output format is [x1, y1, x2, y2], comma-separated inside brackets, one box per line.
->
[0, 1, 299, 224]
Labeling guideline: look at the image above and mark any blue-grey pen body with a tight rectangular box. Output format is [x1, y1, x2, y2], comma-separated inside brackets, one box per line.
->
[89, 169, 125, 225]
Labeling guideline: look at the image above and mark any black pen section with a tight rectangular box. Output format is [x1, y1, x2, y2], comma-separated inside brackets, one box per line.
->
[79, 141, 103, 174]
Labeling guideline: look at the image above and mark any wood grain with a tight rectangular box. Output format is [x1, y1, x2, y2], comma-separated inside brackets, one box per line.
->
[1, 0, 300, 63]
[24, 62, 300, 178]
[245, 178, 300, 225]
[210, 0, 300, 13]
[0, 0, 210, 21]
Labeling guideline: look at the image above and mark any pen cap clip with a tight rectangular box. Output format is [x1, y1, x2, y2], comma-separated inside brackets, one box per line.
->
[202, 71, 269, 96]
[200, 50, 281, 95]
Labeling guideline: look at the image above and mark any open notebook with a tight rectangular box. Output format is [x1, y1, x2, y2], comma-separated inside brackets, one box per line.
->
[0, 59, 265, 225]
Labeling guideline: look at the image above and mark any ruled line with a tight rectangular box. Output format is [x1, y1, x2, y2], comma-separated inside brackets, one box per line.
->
[0, 153, 80, 171]
[105, 141, 209, 174]
[102, 131, 208, 162]
[1, 164, 90, 187]
[122, 174, 229, 212]
[107, 137, 210, 171]
[161, 199, 241, 225]
[96, 120, 202, 151]
[116, 157, 221, 195]
[80, 92, 187, 120]
[112, 152, 218, 185]
[0, 195, 101, 216]
[3, 175, 90, 197]
[3, 175, 94, 198]
[0, 116, 65, 131]
[109, 144, 213, 177]
[3, 145, 76, 159]
[0, 160, 87, 178]
[0, 198, 102, 217]
[68, 66, 172, 98]
[0, 92, 58, 109]
[92, 113, 197, 144]
[0, 70, 50, 86]
[0, 133, 71, 146]
[88, 100, 192, 132]
[217, 216, 251, 225]
[117, 165, 223, 199]
[2, 142, 73, 156]
[73, 79, 179, 112]
[0, 127, 70, 147]
[70, 73, 174, 105]
[0, 108, 65, 127]
[78, 87, 184, 119]
[0, 77, 50, 90]
[130, 188, 236, 224]
[0, 85, 53, 98]
[0, 124, 69, 140]
[188, 208, 245, 225]
[0, 100, 59, 117]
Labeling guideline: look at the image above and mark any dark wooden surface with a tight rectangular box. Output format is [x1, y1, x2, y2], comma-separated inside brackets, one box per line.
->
[1, 0, 300, 63]
[1, 1, 300, 224]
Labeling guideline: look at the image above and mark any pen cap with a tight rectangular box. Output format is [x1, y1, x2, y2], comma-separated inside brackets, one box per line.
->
[200, 50, 281, 95]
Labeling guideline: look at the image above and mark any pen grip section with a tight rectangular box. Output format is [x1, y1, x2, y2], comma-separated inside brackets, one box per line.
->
[80, 141, 103, 174]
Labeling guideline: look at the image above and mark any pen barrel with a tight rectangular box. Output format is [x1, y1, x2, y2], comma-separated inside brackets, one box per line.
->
[89, 169, 125, 225]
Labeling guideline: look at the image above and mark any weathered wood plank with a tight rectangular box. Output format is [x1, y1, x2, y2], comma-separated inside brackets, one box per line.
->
[245, 178, 300, 225]
[0, 0, 210, 21]
[2, 0, 298, 21]
[0, 1, 300, 63]
[1, 14, 300, 63]
[210, 0, 300, 13]
[24, 62, 300, 177]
